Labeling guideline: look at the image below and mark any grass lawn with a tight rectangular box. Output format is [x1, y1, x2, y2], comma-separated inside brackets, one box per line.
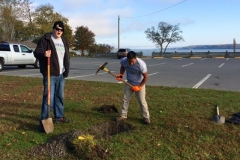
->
[0, 75, 240, 159]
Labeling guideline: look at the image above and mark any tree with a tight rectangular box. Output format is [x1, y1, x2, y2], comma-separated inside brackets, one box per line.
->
[32, 4, 69, 43]
[145, 22, 184, 54]
[0, 0, 32, 41]
[73, 26, 95, 56]
[62, 23, 73, 47]
[87, 43, 114, 55]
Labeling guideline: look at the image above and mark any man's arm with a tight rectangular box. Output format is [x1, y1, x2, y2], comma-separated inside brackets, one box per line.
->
[139, 72, 148, 87]
[120, 65, 125, 74]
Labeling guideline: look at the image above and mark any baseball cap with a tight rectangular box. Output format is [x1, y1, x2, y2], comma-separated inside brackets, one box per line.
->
[52, 21, 64, 31]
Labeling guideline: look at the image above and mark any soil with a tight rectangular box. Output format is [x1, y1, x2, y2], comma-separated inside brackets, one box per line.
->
[29, 121, 135, 159]
[98, 105, 118, 114]
[87, 121, 135, 139]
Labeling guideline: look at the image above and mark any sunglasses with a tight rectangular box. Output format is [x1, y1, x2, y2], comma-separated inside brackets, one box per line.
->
[55, 28, 63, 32]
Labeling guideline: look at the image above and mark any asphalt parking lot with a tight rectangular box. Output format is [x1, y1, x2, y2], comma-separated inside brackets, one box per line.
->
[1, 57, 240, 92]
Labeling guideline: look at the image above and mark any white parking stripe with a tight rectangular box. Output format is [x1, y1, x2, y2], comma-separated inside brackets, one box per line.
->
[0, 69, 34, 73]
[149, 72, 159, 76]
[182, 63, 194, 67]
[192, 74, 211, 89]
[21, 73, 41, 77]
[66, 72, 110, 79]
[218, 63, 224, 68]
[148, 63, 166, 66]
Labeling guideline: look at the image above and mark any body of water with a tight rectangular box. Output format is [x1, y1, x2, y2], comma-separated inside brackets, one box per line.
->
[134, 49, 240, 56]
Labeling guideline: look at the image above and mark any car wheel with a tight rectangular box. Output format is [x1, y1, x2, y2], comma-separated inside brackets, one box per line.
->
[0, 59, 3, 72]
[34, 59, 40, 69]
[18, 65, 26, 68]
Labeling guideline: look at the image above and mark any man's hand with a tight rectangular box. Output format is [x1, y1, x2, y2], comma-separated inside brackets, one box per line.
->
[45, 50, 51, 57]
[116, 74, 123, 81]
[132, 86, 141, 92]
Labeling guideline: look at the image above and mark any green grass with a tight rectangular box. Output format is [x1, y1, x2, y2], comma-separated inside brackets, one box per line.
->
[0, 75, 240, 159]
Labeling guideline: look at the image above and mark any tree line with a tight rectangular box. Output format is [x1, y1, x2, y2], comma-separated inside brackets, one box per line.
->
[0, 0, 184, 55]
[0, 0, 113, 56]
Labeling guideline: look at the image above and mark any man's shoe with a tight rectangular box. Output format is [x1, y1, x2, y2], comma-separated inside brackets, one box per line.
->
[54, 117, 71, 123]
[115, 116, 127, 122]
[38, 123, 45, 132]
[143, 118, 151, 124]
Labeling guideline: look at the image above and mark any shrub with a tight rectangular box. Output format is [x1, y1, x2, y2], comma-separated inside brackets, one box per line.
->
[70, 134, 96, 158]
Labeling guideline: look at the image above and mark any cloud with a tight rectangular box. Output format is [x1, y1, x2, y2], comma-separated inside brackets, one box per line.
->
[61, 0, 102, 9]
[169, 18, 195, 26]
[65, 4, 134, 38]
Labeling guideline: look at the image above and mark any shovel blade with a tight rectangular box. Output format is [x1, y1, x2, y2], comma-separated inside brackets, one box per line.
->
[212, 115, 225, 124]
[42, 118, 54, 134]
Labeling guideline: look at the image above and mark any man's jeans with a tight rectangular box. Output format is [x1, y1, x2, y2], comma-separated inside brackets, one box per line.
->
[40, 74, 65, 121]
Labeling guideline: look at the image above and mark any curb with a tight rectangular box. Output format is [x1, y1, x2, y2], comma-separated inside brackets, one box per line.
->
[172, 57, 182, 58]
[190, 57, 201, 58]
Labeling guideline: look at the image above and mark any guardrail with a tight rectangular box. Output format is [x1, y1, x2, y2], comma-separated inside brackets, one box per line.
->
[152, 51, 240, 58]
[92, 51, 240, 58]
[93, 51, 143, 58]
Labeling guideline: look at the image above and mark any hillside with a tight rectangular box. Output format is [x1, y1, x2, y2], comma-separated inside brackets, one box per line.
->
[178, 44, 240, 50]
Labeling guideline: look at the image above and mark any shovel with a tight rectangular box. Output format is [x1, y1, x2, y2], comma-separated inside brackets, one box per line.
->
[42, 56, 54, 134]
[212, 104, 225, 124]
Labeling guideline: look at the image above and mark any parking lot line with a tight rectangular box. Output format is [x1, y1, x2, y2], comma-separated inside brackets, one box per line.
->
[192, 74, 211, 89]
[218, 63, 224, 68]
[149, 72, 159, 76]
[21, 73, 41, 77]
[182, 63, 194, 67]
[148, 63, 166, 66]
[66, 72, 109, 79]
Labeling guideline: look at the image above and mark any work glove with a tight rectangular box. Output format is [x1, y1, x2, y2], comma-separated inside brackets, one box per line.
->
[132, 86, 141, 92]
[116, 74, 123, 81]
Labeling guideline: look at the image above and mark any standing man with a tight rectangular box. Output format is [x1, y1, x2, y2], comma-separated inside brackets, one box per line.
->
[34, 21, 70, 132]
[115, 51, 150, 124]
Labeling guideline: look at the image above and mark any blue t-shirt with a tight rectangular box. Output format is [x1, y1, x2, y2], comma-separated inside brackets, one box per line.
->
[120, 57, 147, 86]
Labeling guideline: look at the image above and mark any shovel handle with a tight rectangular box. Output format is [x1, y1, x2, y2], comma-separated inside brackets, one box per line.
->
[47, 57, 50, 106]
[108, 71, 133, 88]
[216, 106, 219, 116]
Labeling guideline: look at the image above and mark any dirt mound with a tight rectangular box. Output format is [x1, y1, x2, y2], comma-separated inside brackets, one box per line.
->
[29, 130, 83, 158]
[98, 104, 118, 114]
[87, 121, 135, 139]
[29, 121, 134, 159]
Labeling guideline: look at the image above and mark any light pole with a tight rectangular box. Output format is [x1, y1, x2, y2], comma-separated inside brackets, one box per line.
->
[118, 15, 120, 50]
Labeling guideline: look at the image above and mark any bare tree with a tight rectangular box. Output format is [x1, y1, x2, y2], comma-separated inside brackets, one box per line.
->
[145, 22, 184, 54]
[0, 0, 33, 41]
[73, 26, 95, 56]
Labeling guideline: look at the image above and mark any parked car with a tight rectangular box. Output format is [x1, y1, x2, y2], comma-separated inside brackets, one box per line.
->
[0, 41, 39, 72]
[117, 48, 131, 59]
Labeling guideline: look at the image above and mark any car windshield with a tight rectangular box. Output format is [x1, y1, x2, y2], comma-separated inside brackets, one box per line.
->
[118, 49, 126, 52]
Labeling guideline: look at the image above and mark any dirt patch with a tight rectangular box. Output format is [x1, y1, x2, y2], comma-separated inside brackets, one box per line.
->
[98, 104, 118, 114]
[87, 121, 135, 139]
[29, 121, 135, 159]
[29, 130, 83, 158]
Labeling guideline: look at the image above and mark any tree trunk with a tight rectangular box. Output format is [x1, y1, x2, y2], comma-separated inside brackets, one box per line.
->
[160, 44, 163, 56]
[164, 42, 171, 53]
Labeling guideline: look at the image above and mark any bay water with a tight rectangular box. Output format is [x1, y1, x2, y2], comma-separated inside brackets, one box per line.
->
[134, 49, 240, 56]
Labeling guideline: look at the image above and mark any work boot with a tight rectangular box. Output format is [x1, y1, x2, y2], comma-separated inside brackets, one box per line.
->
[38, 123, 45, 133]
[54, 117, 71, 123]
[115, 116, 127, 122]
[143, 118, 151, 124]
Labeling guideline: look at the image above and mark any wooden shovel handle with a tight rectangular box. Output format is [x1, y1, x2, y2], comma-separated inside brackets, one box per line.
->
[47, 57, 50, 106]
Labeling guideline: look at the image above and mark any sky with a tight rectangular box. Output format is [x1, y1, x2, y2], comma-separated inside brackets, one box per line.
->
[32, 0, 240, 50]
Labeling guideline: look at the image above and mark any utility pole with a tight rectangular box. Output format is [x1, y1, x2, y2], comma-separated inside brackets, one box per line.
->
[118, 15, 120, 50]
[233, 38, 236, 53]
